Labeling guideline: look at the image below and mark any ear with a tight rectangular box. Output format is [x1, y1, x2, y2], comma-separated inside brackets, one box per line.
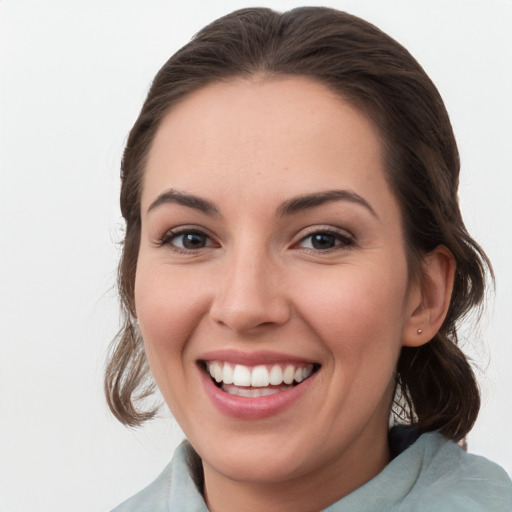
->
[402, 245, 455, 347]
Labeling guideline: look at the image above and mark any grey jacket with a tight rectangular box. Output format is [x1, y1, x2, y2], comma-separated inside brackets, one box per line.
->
[112, 432, 512, 511]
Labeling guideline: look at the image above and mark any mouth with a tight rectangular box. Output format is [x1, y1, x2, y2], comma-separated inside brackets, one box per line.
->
[202, 360, 321, 397]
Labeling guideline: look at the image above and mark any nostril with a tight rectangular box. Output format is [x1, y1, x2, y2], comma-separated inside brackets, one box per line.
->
[210, 300, 292, 333]
[209, 267, 291, 332]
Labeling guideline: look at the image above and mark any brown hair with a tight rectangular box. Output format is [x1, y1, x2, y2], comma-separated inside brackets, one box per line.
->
[105, 7, 492, 440]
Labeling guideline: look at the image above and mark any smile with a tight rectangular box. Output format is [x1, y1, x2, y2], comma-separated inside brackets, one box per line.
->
[197, 351, 321, 419]
[205, 361, 318, 397]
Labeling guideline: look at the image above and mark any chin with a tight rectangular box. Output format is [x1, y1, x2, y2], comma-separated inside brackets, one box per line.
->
[202, 442, 312, 484]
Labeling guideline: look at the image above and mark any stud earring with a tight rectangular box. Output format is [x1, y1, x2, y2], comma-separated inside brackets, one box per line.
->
[417, 328, 422, 335]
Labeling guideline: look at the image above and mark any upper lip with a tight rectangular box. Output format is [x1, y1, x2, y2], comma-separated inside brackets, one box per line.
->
[197, 349, 318, 366]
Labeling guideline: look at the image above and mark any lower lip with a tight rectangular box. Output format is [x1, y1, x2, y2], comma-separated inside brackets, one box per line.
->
[200, 366, 317, 420]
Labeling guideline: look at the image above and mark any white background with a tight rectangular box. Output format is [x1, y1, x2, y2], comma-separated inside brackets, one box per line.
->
[1, 1, 511, 511]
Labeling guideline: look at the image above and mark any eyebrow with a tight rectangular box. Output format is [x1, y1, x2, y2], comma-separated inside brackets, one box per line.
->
[147, 188, 378, 219]
[147, 189, 220, 216]
[277, 189, 378, 218]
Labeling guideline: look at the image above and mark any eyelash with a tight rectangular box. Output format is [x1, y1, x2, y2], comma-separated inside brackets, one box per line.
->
[157, 227, 355, 253]
[157, 228, 217, 253]
[296, 228, 355, 252]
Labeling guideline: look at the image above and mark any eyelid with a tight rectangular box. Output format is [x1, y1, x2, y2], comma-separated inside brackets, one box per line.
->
[156, 225, 218, 251]
[154, 224, 354, 253]
[293, 225, 355, 251]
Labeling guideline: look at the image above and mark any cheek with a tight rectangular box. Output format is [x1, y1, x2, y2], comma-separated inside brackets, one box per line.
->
[293, 263, 409, 362]
[133, 262, 213, 425]
[293, 266, 409, 424]
[134, 262, 209, 361]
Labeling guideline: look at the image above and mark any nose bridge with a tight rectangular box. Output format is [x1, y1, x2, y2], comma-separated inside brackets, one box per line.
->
[210, 236, 289, 332]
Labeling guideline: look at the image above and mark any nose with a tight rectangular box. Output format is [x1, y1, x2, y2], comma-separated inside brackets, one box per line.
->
[209, 245, 291, 334]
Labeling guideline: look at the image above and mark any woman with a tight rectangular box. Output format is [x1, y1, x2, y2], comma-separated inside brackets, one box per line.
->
[105, 7, 512, 511]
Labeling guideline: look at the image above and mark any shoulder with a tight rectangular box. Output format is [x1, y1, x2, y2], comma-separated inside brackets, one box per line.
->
[110, 460, 174, 512]
[110, 441, 208, 512]
[401, 432, 512, 511]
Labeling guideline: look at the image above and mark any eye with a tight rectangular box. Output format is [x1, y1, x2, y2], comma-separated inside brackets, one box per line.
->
[298, 230, 354, 251]
[160, 229, 214, 251]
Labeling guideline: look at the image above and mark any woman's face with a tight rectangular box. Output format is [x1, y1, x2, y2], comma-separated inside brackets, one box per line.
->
[135, 77, 422, 494]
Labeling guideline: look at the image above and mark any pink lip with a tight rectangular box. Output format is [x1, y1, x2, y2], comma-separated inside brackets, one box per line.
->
[198, 349, 316, 366]
[198, 362, 318, 420]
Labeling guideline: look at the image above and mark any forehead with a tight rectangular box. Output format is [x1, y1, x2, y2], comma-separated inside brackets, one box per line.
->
[142, 76, 393, 217]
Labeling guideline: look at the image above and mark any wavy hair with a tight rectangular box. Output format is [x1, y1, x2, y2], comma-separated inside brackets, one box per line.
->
[105, 7, 492, 440]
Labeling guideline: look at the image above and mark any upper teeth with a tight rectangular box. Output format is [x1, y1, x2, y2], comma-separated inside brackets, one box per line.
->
[206, 361, 314, 387]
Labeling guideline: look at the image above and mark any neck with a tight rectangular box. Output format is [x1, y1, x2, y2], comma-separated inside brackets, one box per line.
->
[202, 429, 390, 512]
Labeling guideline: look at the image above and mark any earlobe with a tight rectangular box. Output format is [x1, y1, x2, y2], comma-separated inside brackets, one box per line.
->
[403, 246, 455, 347]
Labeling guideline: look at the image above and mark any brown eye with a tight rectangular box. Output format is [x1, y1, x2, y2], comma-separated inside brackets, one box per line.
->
[179, 232, 208, 249]
[298, 231, 354, 251]
[162, 230, 213, 250]
[310, 233, 337, 249]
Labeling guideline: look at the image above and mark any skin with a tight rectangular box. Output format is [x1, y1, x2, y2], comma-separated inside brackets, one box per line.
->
[135, 76, 454, 512]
